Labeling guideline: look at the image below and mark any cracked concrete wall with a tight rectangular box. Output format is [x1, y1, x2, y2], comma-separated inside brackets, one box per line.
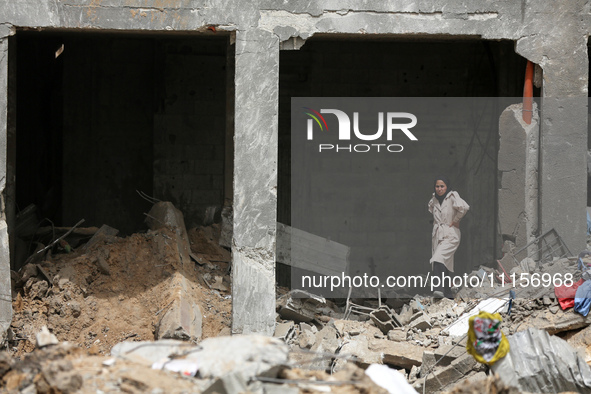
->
[231, 29, 278, 335]
[0, 0, 589, 334]
[0, 30, 12, 343]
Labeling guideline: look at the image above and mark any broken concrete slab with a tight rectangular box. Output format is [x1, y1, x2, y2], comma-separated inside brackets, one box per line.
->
[273, 321, 295, 340]
[333, 319, 383, 339]
[308, 326, 340, 371]
[335, 334, 382, 371]
[277, 290, 327, 323]
[297, 322, 316, 349]
[155, 294, 202, 341]
[387, 328, 407, 342]
[111, 339, 188, 365]
[189, 335, 289, 379]
[518, 308, 591, 335]
[82, 224, 119, 252]
[410, 315, 432, 332]
[145, 202, 190, 267]
[414, 354, 479, 392]
[492, 328, 591, 393]
[369, 338, 424, 369]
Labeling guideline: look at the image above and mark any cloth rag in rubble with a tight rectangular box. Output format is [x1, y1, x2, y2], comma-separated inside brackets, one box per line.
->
[575, 280, 591, 317]
[555, 278, 586, 310]
[466, 311, 509, 365]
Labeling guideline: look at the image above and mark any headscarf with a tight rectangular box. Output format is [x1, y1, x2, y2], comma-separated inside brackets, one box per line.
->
[434, 175, 451, 205]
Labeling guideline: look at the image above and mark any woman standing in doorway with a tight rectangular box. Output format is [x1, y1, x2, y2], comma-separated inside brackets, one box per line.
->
[428, 176, 470, 298]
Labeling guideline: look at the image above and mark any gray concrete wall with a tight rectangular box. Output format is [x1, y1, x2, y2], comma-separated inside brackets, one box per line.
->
[62, 36, 155, 234]
[0, 0, 589, 336]
[232, 29, 279, 335]
[0, 29, 12, 343]
[153, 38, 227, 227]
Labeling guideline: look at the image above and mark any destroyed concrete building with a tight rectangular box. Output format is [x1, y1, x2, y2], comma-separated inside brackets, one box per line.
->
[0, 0, 589, 351]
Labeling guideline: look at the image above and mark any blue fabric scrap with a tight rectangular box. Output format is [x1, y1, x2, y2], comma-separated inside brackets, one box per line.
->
[574, 280, 591, 317]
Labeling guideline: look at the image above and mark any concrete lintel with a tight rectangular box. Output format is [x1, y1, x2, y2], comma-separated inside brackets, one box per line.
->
[231, 28, 278, 335]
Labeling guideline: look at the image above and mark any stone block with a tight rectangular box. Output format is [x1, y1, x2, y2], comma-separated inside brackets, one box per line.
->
[410, 315, 432, 332]
[369, 338, 424, 369]
[156, 296, 202, 341]
[36, 326, 58, 348]
[145, 202, 191, 266]
[387, 328, 407, 342]
[273, 321, 294, 340]
[309, 326, 340, 370]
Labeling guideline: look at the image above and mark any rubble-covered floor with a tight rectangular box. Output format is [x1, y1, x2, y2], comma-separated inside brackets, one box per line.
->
[4, 213, 591, 393]
[8, 224, 232, 357]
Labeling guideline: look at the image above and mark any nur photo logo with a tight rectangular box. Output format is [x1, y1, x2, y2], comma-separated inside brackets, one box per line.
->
[303, 107, 418, 153]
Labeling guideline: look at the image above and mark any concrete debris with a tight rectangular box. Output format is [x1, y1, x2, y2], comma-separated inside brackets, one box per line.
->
[369, 306, 401, 334]
[274, 321, 295, 340]
[277, 289, 329, 323]
[409, 314, 432, 332]
[387, 327, 407, 342]
[565, 324, 591, 365]
[365, 364, 418, 394]
[155, 296, 202, 341]
[145, 201, 191, 266]
[219, 205, 233, 249]
[446, 373, 521, 393]
[372, 338, 424, 370]
[36, 326, 58, 348]
[10, 201, 591, 394]
[82, 224, 119, 252]
[297, 322, 316, 348]
[308, 326, 340, 370]
[492, 328, 591, 393]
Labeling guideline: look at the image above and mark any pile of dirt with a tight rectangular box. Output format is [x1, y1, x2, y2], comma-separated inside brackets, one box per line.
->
[8, 223, 231, 358]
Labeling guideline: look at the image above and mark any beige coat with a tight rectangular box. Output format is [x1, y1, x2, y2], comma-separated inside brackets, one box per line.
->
[428, 191, 470, 272]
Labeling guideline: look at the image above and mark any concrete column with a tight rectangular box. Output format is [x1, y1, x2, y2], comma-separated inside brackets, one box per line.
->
[231, 29, 279, 335]
[498, 103, 539, 260]
[516, 34, 588, 254]
[537, 94, 587, 253]
[0, 31, 12, 344]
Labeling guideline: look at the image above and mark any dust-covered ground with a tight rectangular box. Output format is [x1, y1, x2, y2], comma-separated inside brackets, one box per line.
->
[9, 224, 232, 357]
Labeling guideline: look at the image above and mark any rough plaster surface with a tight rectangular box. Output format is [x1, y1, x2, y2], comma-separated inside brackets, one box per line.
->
[498, 103, 539, 260]
[0, 0, 589, 334]
[0, 221, 10, 343]
[0, 37, 11, 342]
[231, 29, 278, 334]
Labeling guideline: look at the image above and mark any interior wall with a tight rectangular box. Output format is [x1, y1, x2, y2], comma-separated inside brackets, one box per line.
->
[14, 32, 228, 239]
[153, 38, 227, 228]
[62, 35, 154, 235]
[279, 37, 526, 275]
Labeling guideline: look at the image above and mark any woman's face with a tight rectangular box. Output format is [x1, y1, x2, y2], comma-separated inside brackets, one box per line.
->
[435, 180, 447, 196]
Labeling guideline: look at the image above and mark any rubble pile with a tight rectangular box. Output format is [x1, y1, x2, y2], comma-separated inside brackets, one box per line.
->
[5, 204, 591, 392]
[0, 336, 390, 394]
[7, 216, 232, 357]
